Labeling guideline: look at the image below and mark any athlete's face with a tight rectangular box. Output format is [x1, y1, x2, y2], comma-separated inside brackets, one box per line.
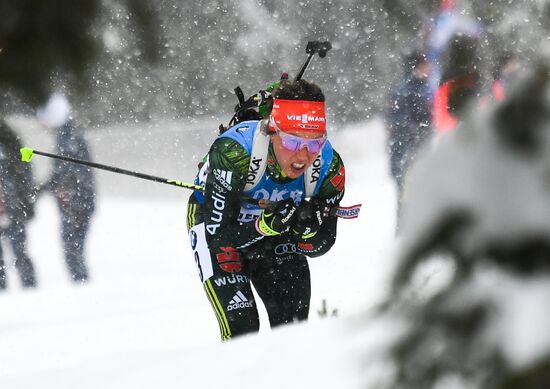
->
[271, 130, 326, 179]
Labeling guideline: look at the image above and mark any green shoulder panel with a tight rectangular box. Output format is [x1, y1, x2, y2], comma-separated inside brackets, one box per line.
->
[208, 137, 250, 182]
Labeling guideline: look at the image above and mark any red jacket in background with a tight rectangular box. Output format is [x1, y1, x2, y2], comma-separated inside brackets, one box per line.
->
[433, 75, 478, 133]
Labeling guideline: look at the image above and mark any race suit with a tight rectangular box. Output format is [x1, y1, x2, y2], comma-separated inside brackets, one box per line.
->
[186, 120, 345, 340]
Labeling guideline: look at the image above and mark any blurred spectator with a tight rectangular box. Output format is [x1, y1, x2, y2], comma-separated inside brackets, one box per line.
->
[37, 94, 96, 283]
[425, 0, 483, 95]
[0, 120, 37, 289]
[432, 35, 481, 133]
[386, 50, 432, 209]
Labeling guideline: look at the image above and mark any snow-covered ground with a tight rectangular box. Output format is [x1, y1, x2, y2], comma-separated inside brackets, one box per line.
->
[0, 117, 399, 388]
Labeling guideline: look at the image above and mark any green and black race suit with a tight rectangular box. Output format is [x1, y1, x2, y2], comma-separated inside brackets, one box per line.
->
[186, 120, 345, 340]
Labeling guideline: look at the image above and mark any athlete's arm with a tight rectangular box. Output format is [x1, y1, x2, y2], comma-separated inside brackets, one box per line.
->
[203, 137, 265, 249]
[294, 151, 346, 257]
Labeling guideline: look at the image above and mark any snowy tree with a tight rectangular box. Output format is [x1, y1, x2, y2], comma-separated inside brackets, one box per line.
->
[385, 62, 550, 389]
[0, 0, 160, 113]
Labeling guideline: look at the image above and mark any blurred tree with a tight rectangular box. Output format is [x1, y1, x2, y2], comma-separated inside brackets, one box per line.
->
[0, 0, 161, 108]
[387, 64, 550, 389]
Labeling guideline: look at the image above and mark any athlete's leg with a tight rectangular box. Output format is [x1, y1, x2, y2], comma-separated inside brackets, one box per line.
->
[249, 248, 311, 328]
[187, 201, 259, 340]
[7, 221, 36, 288]
[0, 241, 6, 289]
[61, 212, 89, 282]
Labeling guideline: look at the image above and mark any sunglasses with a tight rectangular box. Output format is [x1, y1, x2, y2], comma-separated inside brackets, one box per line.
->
[271, 120, 327, 154]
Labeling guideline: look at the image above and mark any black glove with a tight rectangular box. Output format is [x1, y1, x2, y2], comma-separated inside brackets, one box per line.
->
[292, 198, 331, 239]
[18, 199, 35, 221]
[256, 198, 298, 236]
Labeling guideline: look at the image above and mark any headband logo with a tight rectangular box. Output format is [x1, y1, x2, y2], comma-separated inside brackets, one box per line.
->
[286, 114, 326, 123]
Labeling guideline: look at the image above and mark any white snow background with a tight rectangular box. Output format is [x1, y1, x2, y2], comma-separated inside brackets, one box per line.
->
[0, 116, 401, 388]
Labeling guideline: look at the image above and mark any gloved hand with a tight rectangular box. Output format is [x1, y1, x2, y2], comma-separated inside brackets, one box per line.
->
[292, 198, 332, 239]
[31, 182, 49, 200]
[17, 198, 35, 221]
[55, 190, 71, 210]
[256, 198, 298, 236]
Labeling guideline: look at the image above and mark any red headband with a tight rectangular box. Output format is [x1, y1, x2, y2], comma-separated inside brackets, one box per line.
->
[269, 99, 326, 134]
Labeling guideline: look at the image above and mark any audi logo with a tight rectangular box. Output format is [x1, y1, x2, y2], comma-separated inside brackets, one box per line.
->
[274, 243, 298, 255]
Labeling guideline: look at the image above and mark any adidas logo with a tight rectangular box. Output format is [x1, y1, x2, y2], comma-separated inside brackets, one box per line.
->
[227, 290, 254, 311]
[213, 169, 232, 190]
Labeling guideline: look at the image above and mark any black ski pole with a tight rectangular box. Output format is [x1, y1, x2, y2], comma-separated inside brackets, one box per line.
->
[20, 147, 204, 192]
[20, 147, 362, 217]
[294, 41, 332, 81]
